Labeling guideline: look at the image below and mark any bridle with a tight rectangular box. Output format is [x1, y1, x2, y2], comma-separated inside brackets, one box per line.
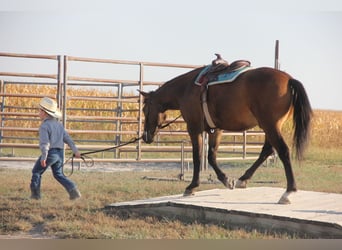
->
[143, 100, 181, 136]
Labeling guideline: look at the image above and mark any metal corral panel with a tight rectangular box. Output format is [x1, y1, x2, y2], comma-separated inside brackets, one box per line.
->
[105, 187, 342, 238]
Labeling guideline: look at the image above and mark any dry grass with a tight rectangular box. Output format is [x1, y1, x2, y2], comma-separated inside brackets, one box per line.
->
[0, 147, 341, 239]
[0, 166, 320, 239]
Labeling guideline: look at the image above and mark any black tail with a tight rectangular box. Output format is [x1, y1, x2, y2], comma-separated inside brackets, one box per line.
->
[289, 79, 313, 160]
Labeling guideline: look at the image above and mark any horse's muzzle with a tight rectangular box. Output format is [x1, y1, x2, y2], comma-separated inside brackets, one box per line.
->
[142, 131, 154, 144]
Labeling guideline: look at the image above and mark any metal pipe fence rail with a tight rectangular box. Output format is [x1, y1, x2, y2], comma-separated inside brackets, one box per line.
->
[0, 52, 266, 169]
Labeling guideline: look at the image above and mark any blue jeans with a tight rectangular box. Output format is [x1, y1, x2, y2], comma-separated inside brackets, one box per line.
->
[30, 148, 77, 193]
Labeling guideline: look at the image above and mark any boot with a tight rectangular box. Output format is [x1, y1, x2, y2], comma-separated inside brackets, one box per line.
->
[30, 187, 41, 200]
[68, 188, 81, 200]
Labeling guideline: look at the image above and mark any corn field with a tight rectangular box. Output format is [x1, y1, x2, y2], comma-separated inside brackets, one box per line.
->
[1, 83, 342, 149]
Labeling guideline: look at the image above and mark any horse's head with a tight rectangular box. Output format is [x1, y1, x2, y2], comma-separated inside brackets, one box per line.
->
[139, 90, 167, 144]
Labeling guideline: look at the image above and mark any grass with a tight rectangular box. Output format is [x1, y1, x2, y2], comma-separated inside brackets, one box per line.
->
[0, 146, 341, 239]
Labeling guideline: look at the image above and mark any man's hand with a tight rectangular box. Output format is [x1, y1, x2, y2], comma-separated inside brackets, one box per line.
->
[74, 152, 81, 158]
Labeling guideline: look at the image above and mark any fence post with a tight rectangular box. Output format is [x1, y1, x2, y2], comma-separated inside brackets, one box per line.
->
[200, 131, 208, 171]
[0, 80, 4, 146]
[56, 55, 62, 108]
[137, 63, 144, 160]
[275, 40, 280, 70]
[243, 131, 247, 159]
[62, 56, 68, 127]
[114, 83, 123, 158]
[180, 140, 185, 180]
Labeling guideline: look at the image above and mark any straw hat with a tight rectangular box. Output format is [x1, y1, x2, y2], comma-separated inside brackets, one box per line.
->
[39, 97, 62, 119]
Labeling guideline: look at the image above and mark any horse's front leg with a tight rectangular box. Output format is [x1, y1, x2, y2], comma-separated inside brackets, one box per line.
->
[207, 129, 234, 189]
[184, 132, 203, 196]
[236, 140, 274, 189]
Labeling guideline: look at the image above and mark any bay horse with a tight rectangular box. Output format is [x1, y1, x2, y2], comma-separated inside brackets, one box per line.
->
[139, 62, 312, 204]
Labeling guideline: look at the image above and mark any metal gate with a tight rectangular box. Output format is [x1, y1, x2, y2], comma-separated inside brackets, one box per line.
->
[0, 52, 265, 167]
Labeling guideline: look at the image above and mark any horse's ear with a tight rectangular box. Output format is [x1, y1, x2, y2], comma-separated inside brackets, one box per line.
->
[137, 89, 148, 97]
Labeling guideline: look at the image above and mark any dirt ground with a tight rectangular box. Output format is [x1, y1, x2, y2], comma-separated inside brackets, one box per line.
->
[0, 160, 182, 172]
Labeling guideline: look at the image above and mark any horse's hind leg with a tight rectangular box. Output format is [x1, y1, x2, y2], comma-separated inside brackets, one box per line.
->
[248, 130, 296, 204]
[236, 140, 274, 188]
[271, 136, 297, 204]
[208, 130, 234, 189]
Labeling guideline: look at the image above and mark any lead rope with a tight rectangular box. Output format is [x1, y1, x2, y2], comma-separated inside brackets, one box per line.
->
[63, 114, 182, 176]
[158, 114, 182, 129]
[63, 136, 142, 176]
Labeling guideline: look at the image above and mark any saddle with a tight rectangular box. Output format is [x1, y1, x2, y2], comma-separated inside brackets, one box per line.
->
[196, 54, 251, 87]
[197, 54, 251, 129]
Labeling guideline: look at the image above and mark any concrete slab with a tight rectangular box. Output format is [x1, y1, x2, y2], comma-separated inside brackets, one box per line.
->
[105, 187, 342, 238]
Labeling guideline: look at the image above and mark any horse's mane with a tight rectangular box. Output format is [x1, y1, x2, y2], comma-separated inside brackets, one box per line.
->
[149, 66, 205, 110]
[159, 66, 205, 89]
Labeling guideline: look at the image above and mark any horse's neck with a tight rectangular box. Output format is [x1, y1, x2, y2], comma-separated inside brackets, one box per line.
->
[157, 84, 181, 111]
[157, 67, 202, 111]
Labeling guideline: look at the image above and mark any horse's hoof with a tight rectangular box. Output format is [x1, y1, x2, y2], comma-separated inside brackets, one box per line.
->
[278, 197, 291, 204]
[227, 178, 235, 189]
[222, 177, 235, 189]
[183, 189, 195, 196]
[278, 192, 291, 204]
[235, 179, 247, 188]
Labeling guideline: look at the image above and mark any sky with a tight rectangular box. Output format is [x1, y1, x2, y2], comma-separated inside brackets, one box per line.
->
[1, 0, 342, 110]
